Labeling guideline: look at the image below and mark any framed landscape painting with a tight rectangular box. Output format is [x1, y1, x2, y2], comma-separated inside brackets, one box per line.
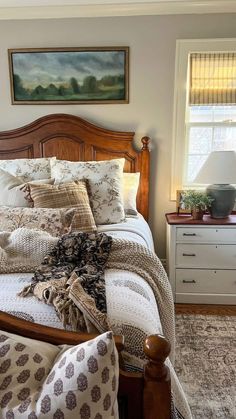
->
[8, 47, 129, 104]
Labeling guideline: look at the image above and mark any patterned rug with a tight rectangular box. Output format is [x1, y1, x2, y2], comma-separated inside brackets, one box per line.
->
[175, 314, 236, 419]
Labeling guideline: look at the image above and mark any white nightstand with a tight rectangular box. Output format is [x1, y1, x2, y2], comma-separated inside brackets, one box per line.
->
[166, 213, 236, 304]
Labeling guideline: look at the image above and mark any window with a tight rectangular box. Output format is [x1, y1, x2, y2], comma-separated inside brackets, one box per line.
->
[171, 39, 236, 200]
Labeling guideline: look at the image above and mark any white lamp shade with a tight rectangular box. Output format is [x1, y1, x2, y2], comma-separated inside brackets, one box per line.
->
[194, 150, 236, 184]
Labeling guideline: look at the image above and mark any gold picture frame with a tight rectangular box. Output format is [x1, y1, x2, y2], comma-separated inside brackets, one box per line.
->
[8, 47, 129, 105]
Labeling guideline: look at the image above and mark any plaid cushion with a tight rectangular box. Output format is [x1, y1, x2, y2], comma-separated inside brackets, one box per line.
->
[27, 181, 97, 233]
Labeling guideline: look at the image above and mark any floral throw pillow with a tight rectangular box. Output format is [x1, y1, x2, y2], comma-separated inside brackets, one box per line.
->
[0, 157, 56, 182]
[0, 331, 119, 419]
[0, 207, 77, 237]
[51, 159, 125, 225]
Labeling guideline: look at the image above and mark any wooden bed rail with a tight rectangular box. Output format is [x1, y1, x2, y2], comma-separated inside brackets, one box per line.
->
[0, 311, 171, 419]
[0, 311, 125, 350]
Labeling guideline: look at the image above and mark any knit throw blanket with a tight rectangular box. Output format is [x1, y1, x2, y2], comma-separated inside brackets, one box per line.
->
[19, 230, 175, 363]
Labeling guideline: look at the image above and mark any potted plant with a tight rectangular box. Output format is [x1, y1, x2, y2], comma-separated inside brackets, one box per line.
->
[180, 190, 214, 220]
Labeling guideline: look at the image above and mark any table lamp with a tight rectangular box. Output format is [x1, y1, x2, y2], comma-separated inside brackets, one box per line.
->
[194, 150, 236, 218]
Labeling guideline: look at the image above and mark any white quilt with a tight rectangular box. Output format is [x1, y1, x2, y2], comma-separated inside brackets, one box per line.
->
[0, 215, 156, 329]
[0, 215, 192, 419]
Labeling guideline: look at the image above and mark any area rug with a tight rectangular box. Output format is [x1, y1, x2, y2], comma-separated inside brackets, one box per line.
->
[175, 314, 236, 419]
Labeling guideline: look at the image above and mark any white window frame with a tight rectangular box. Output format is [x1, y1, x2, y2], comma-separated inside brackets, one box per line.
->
[171, 38, 236, 201]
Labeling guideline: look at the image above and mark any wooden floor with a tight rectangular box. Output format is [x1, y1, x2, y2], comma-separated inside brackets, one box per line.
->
[175, 303, 236, 316]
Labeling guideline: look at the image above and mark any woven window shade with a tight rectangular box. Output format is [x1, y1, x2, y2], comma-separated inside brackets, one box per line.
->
[189, 52, 236, 105]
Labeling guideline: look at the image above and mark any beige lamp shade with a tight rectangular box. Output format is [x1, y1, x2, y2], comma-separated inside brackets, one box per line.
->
[194, 151, 236, 184]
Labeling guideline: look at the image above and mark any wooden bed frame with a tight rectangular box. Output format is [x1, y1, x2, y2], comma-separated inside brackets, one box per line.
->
[0, 113, 149, 220]
[0, 114, 171, 419]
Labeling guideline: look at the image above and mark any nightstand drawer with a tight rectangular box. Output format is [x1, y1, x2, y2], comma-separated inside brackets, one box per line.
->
[176, 227, 236, 243]
[176, 244, 236, 268]
[166, 213, 236, 304]
[176, 269, 236, 294]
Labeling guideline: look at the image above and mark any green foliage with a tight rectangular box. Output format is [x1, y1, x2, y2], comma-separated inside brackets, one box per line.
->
[45, 84, 58, 95]
[13, 74, 29, 99]
[82, 76, 98, 93]
[70, 77, 80, 94]
[13, 72, 125, 101]
[181, 190, 214, 210]
[58, 85, 67, 96]
[100, 75, 115, 86]
[31, 85, 45, 99]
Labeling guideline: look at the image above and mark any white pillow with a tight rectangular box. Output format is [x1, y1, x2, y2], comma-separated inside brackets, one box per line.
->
[51, 158, 125, 225]
[0, 330, 119, 418]
[0, 168, 54, 207]
[123, 172, 140, 216]
[0, 157, 56, 182]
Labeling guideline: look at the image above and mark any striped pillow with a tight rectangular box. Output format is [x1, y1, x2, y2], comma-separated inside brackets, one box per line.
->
[27, 181, 97, 233]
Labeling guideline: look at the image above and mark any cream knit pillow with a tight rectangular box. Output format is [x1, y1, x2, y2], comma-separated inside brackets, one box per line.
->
[0, 228, 59, 274]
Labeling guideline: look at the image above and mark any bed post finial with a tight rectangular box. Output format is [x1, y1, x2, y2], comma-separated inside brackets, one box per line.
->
[141, 136, 150, 150]
[143, 334, 171, 419]
[138, 136, 150, 221]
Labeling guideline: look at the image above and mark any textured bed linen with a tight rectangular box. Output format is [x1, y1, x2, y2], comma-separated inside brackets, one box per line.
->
[0, 215, 156, 330]
[0, 215, 192, 419]
[98, 215, 155, 251]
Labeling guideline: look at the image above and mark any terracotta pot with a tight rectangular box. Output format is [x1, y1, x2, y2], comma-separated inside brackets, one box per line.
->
[191, 208, 204, 220]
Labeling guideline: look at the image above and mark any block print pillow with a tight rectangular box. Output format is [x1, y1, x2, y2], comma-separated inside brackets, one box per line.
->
[0, 207, 77, 237]
[0, 331, 119, 419]
[0, 157, 56, 182]
[51, 158, 125, 225]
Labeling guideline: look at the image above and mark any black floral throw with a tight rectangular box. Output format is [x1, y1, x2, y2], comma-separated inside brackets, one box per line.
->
[32, 232, 112, 313]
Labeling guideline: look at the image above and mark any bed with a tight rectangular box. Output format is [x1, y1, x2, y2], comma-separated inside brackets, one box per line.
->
[0, 114, 191, 419]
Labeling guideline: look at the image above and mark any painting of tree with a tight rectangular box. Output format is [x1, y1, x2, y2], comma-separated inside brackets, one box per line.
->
[8, 47, 129, 104]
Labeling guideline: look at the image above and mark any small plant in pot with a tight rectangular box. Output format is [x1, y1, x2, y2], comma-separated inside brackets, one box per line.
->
[181, 190, 214, 220]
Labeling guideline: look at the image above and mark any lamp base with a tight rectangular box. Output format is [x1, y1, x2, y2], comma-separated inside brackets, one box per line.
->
[206, 184, 236, 219]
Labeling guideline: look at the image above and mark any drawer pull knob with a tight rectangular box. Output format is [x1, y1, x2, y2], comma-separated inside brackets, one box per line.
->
[182, 253, 196, 257]
[183, 280, 196, 284]
[183, 233, 196, 236]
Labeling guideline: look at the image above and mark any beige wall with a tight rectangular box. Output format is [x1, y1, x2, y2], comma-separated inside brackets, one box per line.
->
[0, 13, 236, 258]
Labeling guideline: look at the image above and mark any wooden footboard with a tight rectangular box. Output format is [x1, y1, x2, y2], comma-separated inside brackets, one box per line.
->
[0, 311, 171, 419]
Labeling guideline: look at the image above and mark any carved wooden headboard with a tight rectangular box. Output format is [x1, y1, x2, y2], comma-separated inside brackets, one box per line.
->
[0, 114, 150, 220]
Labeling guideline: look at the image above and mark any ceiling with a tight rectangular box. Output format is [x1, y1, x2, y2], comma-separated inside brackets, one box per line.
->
[0, 0, 213, 6]
[0, 0, 235, 20]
